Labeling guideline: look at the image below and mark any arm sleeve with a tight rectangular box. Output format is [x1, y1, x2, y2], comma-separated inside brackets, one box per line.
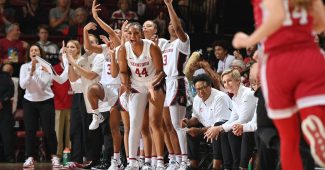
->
[222, 105, 239, 132]
[232, 92, 257, 125]
[19, 64, 32, 89]
[32, 69, 52, 90]
[243, 110, 257, 132]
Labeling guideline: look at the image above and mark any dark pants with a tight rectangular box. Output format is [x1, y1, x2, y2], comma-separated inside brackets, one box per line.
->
[187, 121, 232, 169]
[255, 128, 279, 170]
[228, 131, 242, 169]
[100, 111, 114, 162]
[23, 98, 57, 157]
[239, 132, 255, 168]
[255, 127, 314, 170]
[0, 101, 15, 161]
[70, 93, 103, 163]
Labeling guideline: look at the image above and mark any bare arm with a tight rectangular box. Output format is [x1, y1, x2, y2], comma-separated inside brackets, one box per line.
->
[150, 43, 165, 86]
[92, 0, 121, 47]
[83, 22, 103, 53]
[232, 0, 285, 48]
[164, 0, 188, 42]
[118, 45, 130, 89]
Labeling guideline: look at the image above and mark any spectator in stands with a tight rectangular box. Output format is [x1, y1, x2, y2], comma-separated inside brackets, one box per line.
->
[52, 55, 73, 158]
[36, 25, 59, 62]
[205, 69, 257, 169]
[0, 23, 28, 77]
[181, 74, 233, 170]
[19, 44, 60, 168]
[233, 44, 257, 68]
[0, 64, 15, 163]
[20, 0, 48, 34]
[111, 0, 138, 29]
[68, 7, 88, 44]
[0, 0, 15, 34]
[230, 59, 250, 87]
[49, 0, 75, 35]
[213, 41, 235, 74]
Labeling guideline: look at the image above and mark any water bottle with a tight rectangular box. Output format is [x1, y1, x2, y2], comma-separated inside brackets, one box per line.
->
[62, 148, 71, 166]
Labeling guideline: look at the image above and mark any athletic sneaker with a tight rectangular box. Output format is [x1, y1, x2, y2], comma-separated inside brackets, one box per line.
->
[142, 162, 152, 170]
[51, 156, 61, 168]
[124, 163, 139, 170]
[156, 163, 165, 170]
[89, 113, 105, 130]
[23, 157, 35, 168]
[302, 115, 325, 167]
[108, 158, 124, 170]
[91, 159, 110, 170]
[178, 161, 190, 170]
[166, 160, 180, 170]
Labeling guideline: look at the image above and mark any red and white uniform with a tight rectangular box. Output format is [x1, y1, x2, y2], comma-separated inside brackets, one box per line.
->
[126, 39, 156, 93]
[253, 0, 325, 119]
[124, 39, 157, 159]
[99, 45, 121, 111]
[162, 34, 190, 107]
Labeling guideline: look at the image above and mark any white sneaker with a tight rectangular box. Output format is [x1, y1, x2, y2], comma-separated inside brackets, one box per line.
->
[51, 156, 61, 168]
[178, 161, 189, 170]
[108, 159, 124, 170]
[89, 113, 105, 130]
[142, 162, 152, 170]
[23, 157, 35, 168]
[166, 161, 179, 170]
[125, 163, 139, 170]
[156, 163, 165, 170]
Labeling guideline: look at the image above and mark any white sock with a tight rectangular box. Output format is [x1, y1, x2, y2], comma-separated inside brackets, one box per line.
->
[176, 155, 182, 164]
[169, 154, 175, 162]
[182, 155, 188, 162]
[114, 152, 120, 163]
[157, 156, 164, 166]
[145, 157, 151, 163]
[93, 109, 99, 114]
[151, 156, 157, 167]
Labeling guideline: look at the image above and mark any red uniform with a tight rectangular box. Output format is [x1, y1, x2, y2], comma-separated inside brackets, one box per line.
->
[252, 0, 325, 119]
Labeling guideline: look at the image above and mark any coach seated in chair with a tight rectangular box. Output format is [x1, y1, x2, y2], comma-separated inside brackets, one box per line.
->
[180, 74, 233, 170]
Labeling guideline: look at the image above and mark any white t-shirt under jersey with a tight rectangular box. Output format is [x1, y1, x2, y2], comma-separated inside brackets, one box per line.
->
[162, 34, 190, 78]
[125, 39, 156, 83]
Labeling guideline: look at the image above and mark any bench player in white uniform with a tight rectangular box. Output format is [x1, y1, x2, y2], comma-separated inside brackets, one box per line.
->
[162, 0, 191, 169]
[118, 22, 166, 170]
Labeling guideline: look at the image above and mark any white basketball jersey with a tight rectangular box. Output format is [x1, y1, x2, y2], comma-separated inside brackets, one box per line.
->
[162, 34, 190, 78]
[100, 45, 121, 85]
[125, 39, 155, 82]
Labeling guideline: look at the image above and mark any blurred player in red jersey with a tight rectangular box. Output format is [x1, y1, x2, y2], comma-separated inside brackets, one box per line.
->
[233, 0, 325, 169]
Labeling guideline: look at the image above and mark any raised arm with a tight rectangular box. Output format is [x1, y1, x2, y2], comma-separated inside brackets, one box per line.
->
[100, 35, 120, 78]
[232, 0, 285, 49]
[83, 22, 103, 53]
[92, 0, 121, 47]
[164, 0, 188, 42]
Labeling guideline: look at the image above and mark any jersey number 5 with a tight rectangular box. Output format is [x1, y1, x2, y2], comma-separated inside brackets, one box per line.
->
[135, 68, 148, 77]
